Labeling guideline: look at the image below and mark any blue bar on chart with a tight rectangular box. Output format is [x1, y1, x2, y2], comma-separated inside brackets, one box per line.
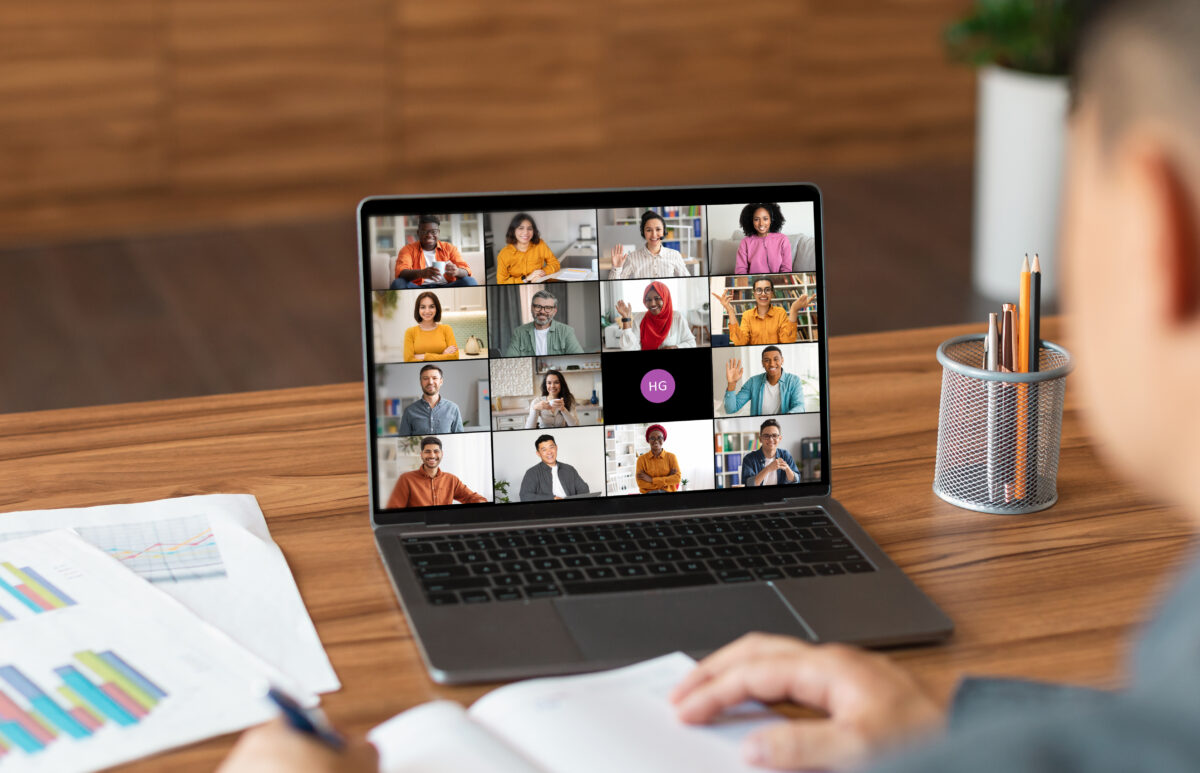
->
[19, 566, 77, 607]
[97, 650, 168, 701]
[0, 575, 43, 615]
[0, 666, 90, 739]
[53, 666, 138, 727]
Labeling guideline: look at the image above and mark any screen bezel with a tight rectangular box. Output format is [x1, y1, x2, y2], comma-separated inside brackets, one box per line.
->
[359, 183, 830, 527]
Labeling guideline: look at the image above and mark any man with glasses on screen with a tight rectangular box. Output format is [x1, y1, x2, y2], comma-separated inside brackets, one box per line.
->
[740, 418, 800, 486]
[504, 290, 584, 357]
[390, 215, 478, 289]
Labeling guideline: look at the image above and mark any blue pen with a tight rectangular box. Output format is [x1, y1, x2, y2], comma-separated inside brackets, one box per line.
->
[266, 686, 345, 750]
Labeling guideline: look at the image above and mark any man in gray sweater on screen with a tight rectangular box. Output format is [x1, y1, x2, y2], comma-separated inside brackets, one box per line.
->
[219, 1, 1200, 769]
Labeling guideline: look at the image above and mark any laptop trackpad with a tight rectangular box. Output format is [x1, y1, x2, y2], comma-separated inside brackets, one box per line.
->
[555, 585, 813, 662]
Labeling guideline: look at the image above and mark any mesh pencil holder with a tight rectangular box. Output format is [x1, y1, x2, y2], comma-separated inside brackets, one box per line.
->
[933, 334, 1073, 515]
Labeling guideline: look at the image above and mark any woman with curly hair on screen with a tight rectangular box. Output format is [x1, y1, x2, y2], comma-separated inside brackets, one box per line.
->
[735, 202, 791, 274]
[496, 213, 561, 284]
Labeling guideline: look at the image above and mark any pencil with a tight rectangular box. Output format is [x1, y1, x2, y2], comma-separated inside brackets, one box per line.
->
[1029, 255, 1042, 372]
[1015, 256, 1031, 499]
[1028, 255, 1043, 497]
[986, 312, 999, 501]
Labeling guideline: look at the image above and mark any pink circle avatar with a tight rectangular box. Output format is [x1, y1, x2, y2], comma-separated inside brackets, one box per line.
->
[640, 369, 675, 403]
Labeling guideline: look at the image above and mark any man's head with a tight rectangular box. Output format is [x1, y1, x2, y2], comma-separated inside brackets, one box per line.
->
[761, 346, 784, 383]
[417, 215, 441, 252]
[419, 364, 443, 396]
[530, 290, 559, 329]
[759, 418, 783, 455]
[1064, 0, 1200, 510]
[646, 424, 667, 454]
[419, 436, 443, 471]
[535, 434, 557, 465]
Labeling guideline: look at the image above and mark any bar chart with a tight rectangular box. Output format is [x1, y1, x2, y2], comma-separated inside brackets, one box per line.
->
[0, 650, 167, 757]
[0, 560, 77, 621]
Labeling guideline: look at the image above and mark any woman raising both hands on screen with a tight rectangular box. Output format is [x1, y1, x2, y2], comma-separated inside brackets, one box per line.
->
[714, 275, 812, 346]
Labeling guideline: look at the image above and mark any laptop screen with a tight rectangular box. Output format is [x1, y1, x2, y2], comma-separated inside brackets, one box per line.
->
[360, 185, 830, 525]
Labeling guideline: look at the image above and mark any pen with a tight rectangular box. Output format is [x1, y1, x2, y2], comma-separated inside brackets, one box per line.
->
[266, 686, 345, 750]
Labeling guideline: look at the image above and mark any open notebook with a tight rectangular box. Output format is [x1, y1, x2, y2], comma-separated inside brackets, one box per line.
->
[368, 652, 783, 773]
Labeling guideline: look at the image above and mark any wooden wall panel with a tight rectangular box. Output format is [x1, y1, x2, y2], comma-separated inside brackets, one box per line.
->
[0, 0, 975, 246]
[167, 0, 391, 188]
[0, 8, 165, 201]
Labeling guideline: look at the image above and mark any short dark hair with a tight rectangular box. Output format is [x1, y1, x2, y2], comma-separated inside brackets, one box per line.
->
[420, 436, 442, 450]
[760, 418, 782, 434]
[534, 434, 556, 451]
[1070, 0, 1200, 149]
[640, 210, 666, 236]
[418, 214, 441, 228]
[739, 203, 786, 236]
[413, 291, 442, 323]
[505, 213, 542, 246]
[762, 345, 783, 358]
[419, 364, 443, 378]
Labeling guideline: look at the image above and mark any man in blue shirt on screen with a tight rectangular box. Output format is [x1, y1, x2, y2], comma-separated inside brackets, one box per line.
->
[723, 346, 805, 416]
[396, 365, 464, 436]
[740, 419, 800, 486]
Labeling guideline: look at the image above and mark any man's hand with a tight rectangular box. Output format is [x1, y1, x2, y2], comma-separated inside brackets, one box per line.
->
[670, 634, 943, 771]
[726, 359, 743, 390]
[443, 267, 459, 283]
[610, 244, 627, 268]
[217, 719, 377, 773]
[421, 265, 442, 279]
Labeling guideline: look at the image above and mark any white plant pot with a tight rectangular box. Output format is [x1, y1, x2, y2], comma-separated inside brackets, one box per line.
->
[972, 65, 1069, 301]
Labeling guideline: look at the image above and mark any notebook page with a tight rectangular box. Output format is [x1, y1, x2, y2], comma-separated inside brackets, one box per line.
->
[468, 652, 785, 773]
[368, 700, 547, 773]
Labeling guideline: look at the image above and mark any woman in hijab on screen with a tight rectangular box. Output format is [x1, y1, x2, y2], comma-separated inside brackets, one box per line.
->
[615, 280, 696, 350]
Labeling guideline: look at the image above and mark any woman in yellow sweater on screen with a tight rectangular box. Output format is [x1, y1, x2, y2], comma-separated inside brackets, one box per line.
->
[713, 275, 812, 346]
[496, 213, 560, 284]
[403, 291, 459, 362]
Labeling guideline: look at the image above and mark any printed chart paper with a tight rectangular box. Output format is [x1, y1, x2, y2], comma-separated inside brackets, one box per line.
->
[0, 530, 309, 773]
[0, 495, 339, 695]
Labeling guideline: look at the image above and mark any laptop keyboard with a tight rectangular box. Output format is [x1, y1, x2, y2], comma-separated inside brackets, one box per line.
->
[401, 509, 876, 605]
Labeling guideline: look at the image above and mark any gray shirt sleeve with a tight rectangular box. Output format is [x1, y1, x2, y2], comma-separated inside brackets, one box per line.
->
[870, 691, 1198, 773]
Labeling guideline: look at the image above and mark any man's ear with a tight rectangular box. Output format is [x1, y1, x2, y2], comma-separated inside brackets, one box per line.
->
[1132, 143, 1200, 324]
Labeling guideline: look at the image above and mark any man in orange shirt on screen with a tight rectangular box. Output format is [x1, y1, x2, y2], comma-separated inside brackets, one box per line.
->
[385, 437, 487, 509]
[390, 215, 478, 289]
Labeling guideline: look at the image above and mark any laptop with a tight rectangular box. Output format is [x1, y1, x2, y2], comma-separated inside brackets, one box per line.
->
[359, 184, 952, 684]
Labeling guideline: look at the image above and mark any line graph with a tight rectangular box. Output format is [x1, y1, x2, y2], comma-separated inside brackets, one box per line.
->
[75, 515, 227, 584]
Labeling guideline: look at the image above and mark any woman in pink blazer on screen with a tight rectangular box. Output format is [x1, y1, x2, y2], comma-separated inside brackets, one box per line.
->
[735, 202, 792, 274]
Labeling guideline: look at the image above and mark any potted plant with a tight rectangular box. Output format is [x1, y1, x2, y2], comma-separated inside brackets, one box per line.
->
[494, 480, 511, 504]
[372, 290, 400, 352]
[946, 0, 1077, 302]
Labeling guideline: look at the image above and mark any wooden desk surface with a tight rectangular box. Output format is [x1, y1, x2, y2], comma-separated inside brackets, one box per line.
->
[0, 319, 1193, 772]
